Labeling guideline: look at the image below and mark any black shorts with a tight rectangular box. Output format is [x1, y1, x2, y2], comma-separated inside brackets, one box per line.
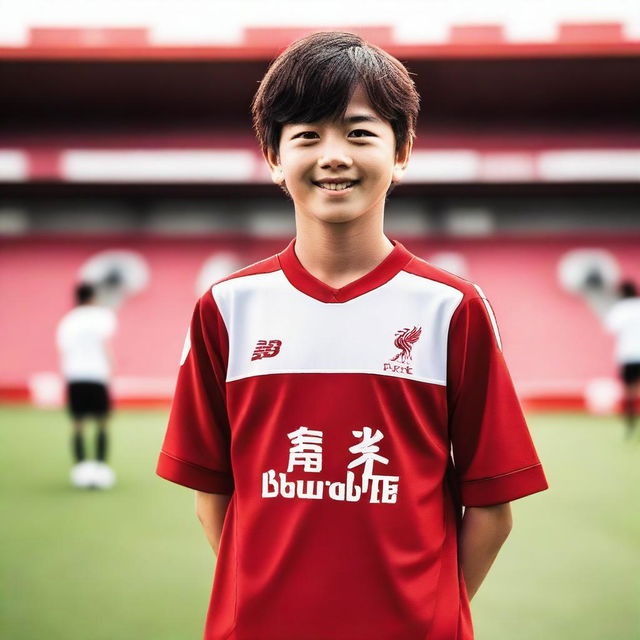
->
[621, 363, 640, 385]
[67, 382, 111, 418]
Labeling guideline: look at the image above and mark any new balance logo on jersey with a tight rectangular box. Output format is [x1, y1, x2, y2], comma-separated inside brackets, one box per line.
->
[384, 326, 422, 375]
[252, 339, 282, 361]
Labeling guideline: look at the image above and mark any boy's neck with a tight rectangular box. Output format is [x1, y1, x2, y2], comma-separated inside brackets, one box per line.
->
[293, 217, 394, 289]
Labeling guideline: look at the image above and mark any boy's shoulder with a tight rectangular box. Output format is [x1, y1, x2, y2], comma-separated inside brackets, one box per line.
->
[401, 250, 482, 302]
[212, 251, 282, 289]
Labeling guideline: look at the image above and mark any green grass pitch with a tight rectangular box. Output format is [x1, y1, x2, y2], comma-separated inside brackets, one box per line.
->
[1, 406, 638, 639]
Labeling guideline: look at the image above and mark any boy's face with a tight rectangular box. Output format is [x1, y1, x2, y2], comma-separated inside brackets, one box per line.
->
[266, 85, 411, 226]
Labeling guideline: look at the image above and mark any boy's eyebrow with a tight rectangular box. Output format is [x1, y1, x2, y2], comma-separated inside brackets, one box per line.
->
[342, 114, 383, 124]
[287, 113, 383, 127]
[286, 113, 383, 128]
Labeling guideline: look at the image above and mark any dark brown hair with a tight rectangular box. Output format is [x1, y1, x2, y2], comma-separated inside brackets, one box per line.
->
[251, 31, 420, 159]
[75, 282, 95, 305]
[620, 280, 637, 298]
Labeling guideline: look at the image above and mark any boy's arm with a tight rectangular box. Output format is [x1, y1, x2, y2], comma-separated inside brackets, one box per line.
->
[195, 490, 233, 556]
[447, 294, 547, 599]
[104, 339, 115, 373]
[459, 502, 513, 601]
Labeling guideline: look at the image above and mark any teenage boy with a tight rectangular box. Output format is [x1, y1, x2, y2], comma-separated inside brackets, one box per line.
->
[157, 31, 548, 640]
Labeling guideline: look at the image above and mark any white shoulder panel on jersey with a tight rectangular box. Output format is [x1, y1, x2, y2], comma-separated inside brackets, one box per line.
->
[212, 269, 464, 385]
[472, 283, 502, 351]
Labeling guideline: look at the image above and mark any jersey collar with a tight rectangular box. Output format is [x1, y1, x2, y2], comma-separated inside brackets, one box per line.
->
[278, 237, 413, 303]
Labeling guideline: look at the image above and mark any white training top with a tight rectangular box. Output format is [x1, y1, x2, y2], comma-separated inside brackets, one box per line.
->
[56, 305, 117, 383]
[604, 297, 640, 364]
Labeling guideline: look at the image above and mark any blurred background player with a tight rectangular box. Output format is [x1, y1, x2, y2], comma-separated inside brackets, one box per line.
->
[605, 280, 640, 440]
[56, 283, 118, 488]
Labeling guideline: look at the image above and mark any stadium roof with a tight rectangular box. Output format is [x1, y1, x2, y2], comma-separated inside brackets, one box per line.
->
[2, 0, 640, 60]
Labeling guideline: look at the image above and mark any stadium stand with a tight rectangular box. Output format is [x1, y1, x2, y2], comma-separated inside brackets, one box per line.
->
[1, 3, 639, 410]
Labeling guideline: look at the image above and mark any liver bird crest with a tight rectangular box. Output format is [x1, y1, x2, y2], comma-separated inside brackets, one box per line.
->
[390, 326, 422, 364]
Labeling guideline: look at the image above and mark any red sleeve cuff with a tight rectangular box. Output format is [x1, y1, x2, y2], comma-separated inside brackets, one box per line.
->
[156, 450, 234, 494]
[460, 463, 548, 507]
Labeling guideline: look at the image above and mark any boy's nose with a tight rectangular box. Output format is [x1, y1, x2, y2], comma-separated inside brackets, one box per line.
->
[317, 145, 353, 170]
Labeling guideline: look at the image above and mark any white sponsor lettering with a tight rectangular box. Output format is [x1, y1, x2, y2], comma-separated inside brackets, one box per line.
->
[286, 426, 323, 473]
[261, 426, 399, 504]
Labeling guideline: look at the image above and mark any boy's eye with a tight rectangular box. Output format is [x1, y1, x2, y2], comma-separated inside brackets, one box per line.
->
[292, 129, 375, 140]
[349, 129, 375, 138]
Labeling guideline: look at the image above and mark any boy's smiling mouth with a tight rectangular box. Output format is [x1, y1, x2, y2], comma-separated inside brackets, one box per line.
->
[312, 179, 360, 193]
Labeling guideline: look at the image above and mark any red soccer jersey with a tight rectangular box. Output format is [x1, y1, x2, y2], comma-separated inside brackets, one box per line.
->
[157, 238, 548, 640]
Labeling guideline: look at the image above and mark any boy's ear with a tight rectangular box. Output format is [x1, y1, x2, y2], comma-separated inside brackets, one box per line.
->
[265, 147, 285, 185]
[391, 138, 413, 184]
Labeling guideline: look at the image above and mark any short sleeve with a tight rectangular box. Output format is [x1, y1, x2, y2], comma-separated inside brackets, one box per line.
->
[447, 293, 548, 507]
[603, 303, 620, 334]
[156, 291, 234, 494]
[103, 309, 117, 338]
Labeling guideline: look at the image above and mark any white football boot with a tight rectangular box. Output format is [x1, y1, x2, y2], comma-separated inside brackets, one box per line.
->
[70, 461, 96, 489]
[93, 462, 116, 490]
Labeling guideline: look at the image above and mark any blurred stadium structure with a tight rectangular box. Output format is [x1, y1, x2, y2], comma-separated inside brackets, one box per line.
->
[1, 0, 639, 412]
